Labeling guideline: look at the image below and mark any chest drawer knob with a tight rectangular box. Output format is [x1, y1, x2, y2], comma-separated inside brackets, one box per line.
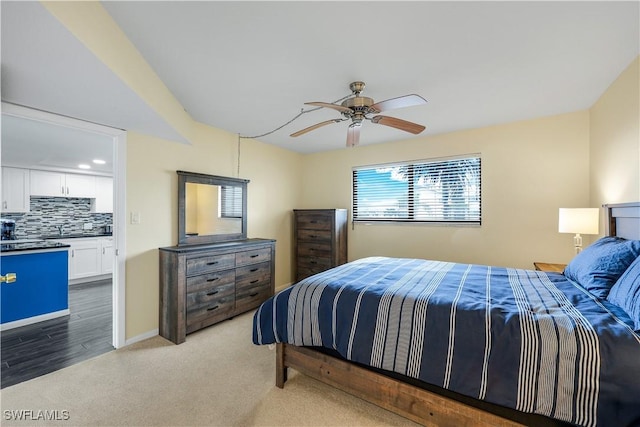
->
[206, 290, 219, 296]
[250, 279, 259, 284]
[207, 261, 218, 266]
[250, 254, 259, 258]
[206, 277, 219, 282]
[249, 292, 259, 297]
[206, 305, 219, 311]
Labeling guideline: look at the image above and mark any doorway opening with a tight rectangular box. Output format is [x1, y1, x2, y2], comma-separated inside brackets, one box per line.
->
[1, 103, 126, 386]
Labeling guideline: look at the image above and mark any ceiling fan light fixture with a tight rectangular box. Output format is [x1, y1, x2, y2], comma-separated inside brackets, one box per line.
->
[291, 81, 428, 147]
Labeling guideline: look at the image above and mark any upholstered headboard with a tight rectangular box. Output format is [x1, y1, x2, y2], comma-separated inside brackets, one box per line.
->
[604, 202, 640, 240]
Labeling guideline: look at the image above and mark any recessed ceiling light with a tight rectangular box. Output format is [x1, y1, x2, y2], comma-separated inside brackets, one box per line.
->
[93, 159, 106, 165]
[78, 164, 91, 169]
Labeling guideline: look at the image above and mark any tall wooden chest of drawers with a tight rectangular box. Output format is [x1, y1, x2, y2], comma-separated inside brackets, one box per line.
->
[294, 209, 347, 282]
[159, 238, 275, 344]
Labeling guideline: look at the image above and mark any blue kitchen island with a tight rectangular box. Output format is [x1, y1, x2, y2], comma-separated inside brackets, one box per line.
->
[1, 241, 70, 330]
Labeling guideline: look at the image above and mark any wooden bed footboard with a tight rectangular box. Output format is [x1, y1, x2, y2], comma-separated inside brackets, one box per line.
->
[276, 343, 524, 427]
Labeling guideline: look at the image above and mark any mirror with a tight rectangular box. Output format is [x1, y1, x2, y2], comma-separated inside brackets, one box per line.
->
[177, 171, 248, 245]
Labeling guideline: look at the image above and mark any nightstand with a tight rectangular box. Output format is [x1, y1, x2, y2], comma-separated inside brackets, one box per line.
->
[533, 262, 567, 273]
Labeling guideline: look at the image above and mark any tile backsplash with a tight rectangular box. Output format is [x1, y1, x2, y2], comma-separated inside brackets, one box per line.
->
[2, 197, 112, 239]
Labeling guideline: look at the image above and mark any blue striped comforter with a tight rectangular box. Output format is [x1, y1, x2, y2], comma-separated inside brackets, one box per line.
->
[253, 257, 640, 427]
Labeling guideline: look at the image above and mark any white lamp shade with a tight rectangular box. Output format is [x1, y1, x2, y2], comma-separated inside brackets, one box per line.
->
[558, 208, 599, 234]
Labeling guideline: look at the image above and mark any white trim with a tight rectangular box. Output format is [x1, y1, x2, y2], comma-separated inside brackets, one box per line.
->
[124, 328, 158, 346]
[2, 102, 127, 349]
[1, 309, 70, 331]
[113, 129, 127, 348]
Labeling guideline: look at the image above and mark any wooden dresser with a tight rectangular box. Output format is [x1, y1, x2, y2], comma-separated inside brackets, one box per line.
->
[159, 238, 275, 344]
[294, 209, 347, 282]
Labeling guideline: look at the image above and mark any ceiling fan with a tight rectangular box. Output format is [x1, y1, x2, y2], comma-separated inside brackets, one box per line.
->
[290, 81, 427, 147]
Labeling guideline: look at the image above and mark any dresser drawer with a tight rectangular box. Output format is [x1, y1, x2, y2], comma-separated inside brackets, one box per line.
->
[296, 266, 327, 281]
[297, 256, 332, 271]
[296, 214, 333, 230]
[297, 229, 332, 242]
[235, 283, 271, 313]
[236, 261, 271, 289]
[186, 282, 235, 309]
[236, 247, 271, 267]
[186, 253, 236, 276]
[186, 269, 235, 293]
[297, 240, 332, 257]
[186, 291, 235, 324]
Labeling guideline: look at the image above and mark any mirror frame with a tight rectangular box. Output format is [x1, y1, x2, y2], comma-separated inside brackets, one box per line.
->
[177, 170, 249, 245]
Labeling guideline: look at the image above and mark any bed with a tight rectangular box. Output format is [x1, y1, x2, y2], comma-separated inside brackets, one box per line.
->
[252, 202, 640, 427]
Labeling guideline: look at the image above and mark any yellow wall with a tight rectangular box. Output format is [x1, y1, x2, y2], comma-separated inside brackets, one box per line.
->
[590, 56, 640, 221]
[299, 112, 591, 269]
[40, 2, 639, 341]
[126, 125, 301, 338]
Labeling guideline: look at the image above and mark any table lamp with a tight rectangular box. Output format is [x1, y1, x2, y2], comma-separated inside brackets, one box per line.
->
[558, 208, 599, 254]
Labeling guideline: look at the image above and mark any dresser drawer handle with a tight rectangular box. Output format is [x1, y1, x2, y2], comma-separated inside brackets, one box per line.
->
[309, 235, 318, 238]
[249, 292, 259, 297]
[310, 220, 318, 223]
[250, 279, 259, 284]
[250, 254, 259, 258]
[207, 305, 219, 311]
[250, 268, 258, 272]
[206, 261, 218, 265]
[310, 260, 317, 264]
[206, 277, 219, 282]
[206, 290, 219, 296]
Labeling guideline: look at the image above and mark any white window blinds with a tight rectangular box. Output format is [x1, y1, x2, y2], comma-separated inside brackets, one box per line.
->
[220, 185, 243, 218]
[352, 155, 481, 224]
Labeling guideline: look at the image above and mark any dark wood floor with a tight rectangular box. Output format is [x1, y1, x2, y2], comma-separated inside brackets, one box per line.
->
[1, 279, 113, 388]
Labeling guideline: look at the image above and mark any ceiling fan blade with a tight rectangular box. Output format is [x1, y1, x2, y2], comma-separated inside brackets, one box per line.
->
[370, 94, 427, 113]
[346, 124, 361, 147]
[371, 115, 426, 134]
[304, 102, 352, 114]
[290, 119, 342, 137]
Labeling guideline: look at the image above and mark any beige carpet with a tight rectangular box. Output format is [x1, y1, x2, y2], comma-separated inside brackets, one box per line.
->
[1, 311, 418, 426]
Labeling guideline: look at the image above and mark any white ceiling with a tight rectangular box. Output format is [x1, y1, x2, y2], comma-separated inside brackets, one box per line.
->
[1, 1, 639, 161]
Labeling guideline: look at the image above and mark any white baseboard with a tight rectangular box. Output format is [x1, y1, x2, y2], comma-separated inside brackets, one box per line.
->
[124, 328, 159, 346]
[1, 309, 70, 331]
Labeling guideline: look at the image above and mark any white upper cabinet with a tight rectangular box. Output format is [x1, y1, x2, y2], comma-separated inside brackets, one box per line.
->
[1, 167, 30, 213]
[92, 176, 113, 213]
[30, 170, 96, 198]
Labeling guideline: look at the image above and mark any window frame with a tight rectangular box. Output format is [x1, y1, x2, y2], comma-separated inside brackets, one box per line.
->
[352, 154, 482, 226]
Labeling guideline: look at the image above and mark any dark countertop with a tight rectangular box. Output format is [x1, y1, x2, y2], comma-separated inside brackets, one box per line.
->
[0, 241, 71, 254]
[39, 232, 113, 240]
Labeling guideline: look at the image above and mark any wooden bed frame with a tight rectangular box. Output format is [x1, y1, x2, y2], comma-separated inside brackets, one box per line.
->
[275, 202, 640, 427]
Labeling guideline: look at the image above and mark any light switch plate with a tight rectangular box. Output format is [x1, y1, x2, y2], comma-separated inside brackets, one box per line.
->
[130, 212, 141, 225]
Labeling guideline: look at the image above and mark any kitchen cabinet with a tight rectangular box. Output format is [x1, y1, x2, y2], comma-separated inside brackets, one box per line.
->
[30, 170, 96, 198]
[53, 236, 113, 282]
[1, 167, 30, 213]
[100, 237, 114, 274]
[66, 238, 101, 280]
[91, 176, 113, 213]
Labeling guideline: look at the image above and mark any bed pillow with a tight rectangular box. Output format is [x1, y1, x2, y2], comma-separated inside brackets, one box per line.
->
[607, 255, 640, 330]
[563, 236, 640, 299]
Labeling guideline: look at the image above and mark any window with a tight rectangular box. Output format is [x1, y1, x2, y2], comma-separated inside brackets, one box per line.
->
[220, 185, 243, 218]
[352, 155, 481, 224]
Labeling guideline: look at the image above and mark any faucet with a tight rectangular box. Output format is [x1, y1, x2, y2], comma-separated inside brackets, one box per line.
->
[57, 225, 65, 236]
